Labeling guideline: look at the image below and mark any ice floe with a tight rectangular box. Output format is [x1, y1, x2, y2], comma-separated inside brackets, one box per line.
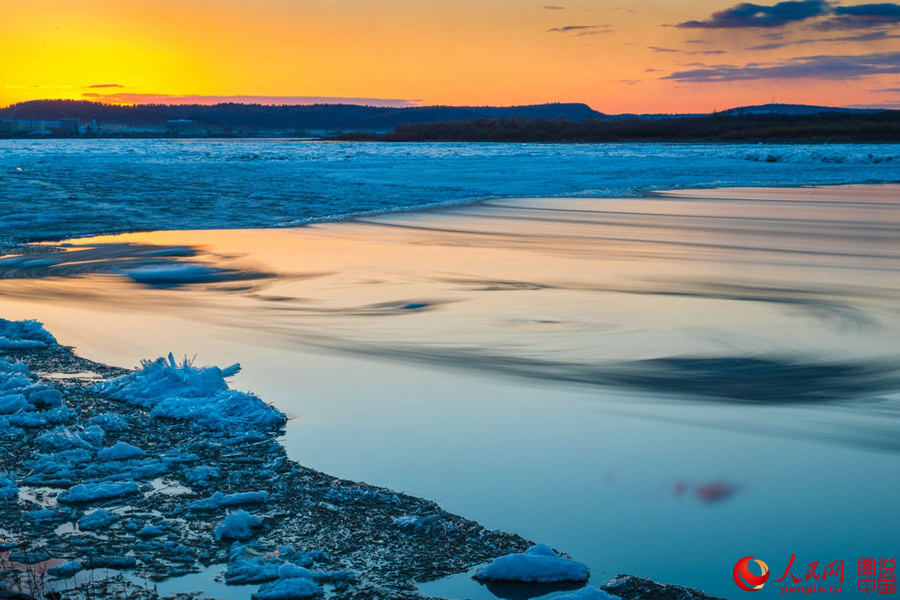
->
[473, 544, 590, 583]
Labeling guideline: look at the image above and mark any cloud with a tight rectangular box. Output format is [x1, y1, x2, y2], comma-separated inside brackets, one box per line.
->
[747, 29, 900, 49]
[662, 51, 900, 81]
[676, 0, 831, 28]
[80, 93, 419, 108]
[871, 86, 900, 92]
[86, 83, 123, 88]
[812, 2, 900, 29]
[543, 5, 565, 9]
[547, 24, 604, 32]
[648, 46, 682, 52]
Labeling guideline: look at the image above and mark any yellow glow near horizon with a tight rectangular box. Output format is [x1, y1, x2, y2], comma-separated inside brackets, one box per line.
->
[2, 0, 899, 112]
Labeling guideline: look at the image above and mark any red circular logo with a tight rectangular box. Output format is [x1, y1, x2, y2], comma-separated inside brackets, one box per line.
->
[734, 555, 770, 592]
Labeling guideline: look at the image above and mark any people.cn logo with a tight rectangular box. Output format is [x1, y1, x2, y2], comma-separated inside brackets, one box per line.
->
[734, 556, 771, 592]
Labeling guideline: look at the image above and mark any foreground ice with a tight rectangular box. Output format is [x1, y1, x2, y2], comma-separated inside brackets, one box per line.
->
[94, 353, 287, 431]
[473, 544, 590, 583]
[0, 318, 544, 600]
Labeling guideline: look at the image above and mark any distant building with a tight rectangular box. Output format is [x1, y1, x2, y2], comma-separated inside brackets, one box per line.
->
[167, 119, 196, 135]
[99, 123, 129, 134]
[59, 118, 80, 135]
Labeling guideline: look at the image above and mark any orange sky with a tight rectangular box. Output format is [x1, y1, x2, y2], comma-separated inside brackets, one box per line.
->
[2, 0, 899, 112]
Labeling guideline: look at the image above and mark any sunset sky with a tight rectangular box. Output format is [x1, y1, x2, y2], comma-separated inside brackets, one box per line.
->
[2, 0, 900, 113]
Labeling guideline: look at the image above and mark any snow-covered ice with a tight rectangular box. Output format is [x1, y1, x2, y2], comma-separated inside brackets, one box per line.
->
[58, 480, 141, 504]
[1, 140, 899, 245]
[473, 544, 590, 583]
[215, 510, 263, 541]
[98, 441, 146, 461]
[78, 509, 120, 530]
[94, 354, 286, 431]
[187, 490, 269, 511]
[0, 318, 56, 348]
[252, 577, 320, 600]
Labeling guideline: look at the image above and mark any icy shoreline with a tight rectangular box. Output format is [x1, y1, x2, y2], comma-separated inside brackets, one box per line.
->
[0, 320, 531, 599]
[0, 319, 724, 600]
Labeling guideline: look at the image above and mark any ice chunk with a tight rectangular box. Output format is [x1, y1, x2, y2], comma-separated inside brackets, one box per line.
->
[86, 413, 129, 432]
[25, 508, 69, 524]
[224, 543, 317, 585]
[0, 394, 30, 414]
[185, 465, 221, 488]
[0, 472, 17, 502]
[86, 556, 137, 570]
[135, 525, 166, 538]
[97, 441, 146, 461]
[36, 425, 105, 451]
[187, 491, 269, 511]
[79, 509, 120, 531]
[0, 318, 56, 348]
[8, 407, 74, 428]
[557, 587, 621, 600]
[48, 560, 84, 578]
[215, 510, 263, 541]
[473, 544, 590, 583]
[58, 480, 140, 504]
[94, 354, 286, 431]
[278, 564, 315, 580]
[252, 577, 320, 600]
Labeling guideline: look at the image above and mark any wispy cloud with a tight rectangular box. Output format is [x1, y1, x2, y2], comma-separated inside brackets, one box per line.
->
[86, 83, 124, 88]
[812, 2, 900, 30]
[80, 93, 420, 108]
[747, 29, 900, 49]
[543, 5, 565, 9]
[662, 51, 900, 81]
[648, 46, 682, 52]
[547, 24, 607, 32]
[676, 0, 831, 28]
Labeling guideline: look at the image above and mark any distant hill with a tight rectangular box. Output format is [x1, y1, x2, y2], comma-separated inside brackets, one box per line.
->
[0, 100, 605, 134]
[337, 111, 900, 143]
[2, 99, 893, 138]
[718, 103, 885, 116]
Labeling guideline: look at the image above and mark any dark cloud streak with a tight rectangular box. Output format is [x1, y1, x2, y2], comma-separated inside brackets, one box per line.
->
[662, 51, 900, 81]
[676, 0, 831, 29]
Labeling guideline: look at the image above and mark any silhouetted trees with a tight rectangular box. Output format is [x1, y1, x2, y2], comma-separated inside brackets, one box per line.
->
[338, 112, 900, 142]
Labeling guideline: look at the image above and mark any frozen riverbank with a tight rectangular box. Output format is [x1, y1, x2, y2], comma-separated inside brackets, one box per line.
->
[0, 320, 531, 599]
[0, 320, 726, 600]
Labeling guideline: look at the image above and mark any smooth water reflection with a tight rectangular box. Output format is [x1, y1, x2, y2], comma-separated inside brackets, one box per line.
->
[0, 186, 898, 599]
